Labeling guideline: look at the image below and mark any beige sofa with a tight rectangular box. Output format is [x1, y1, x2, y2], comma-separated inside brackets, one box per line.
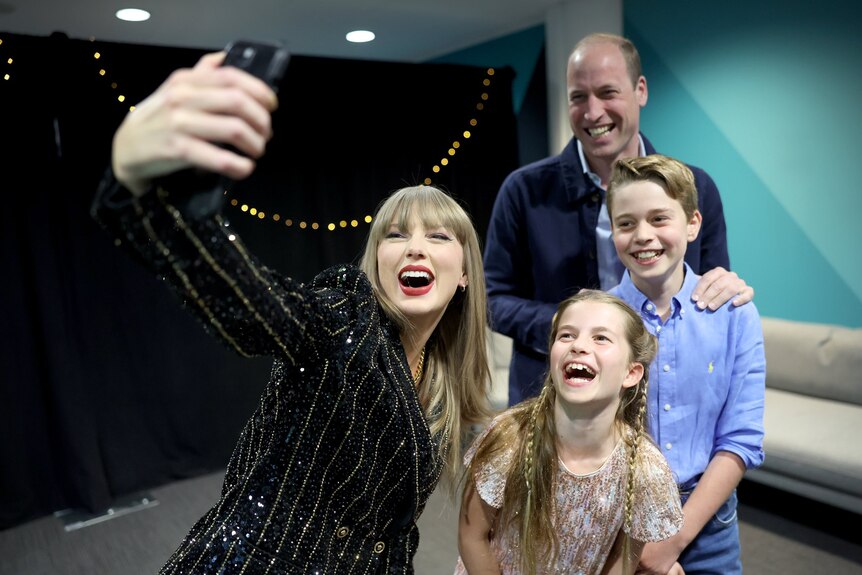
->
[487, 317, 862, 514]
[747, 317, 862, 514]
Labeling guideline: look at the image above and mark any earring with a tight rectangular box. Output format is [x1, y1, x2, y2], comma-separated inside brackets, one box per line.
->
[460, 284, 467, 293]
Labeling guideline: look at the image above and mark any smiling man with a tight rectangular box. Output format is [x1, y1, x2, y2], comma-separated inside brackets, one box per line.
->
[483, 32, 752, 406]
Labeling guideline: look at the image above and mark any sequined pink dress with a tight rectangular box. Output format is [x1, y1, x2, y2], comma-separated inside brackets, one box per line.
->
[454, 417, 683, 575]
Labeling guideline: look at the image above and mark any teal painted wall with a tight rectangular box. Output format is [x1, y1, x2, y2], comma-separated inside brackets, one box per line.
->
[431, 25, 545, 114]
[625, 0, 862, 326]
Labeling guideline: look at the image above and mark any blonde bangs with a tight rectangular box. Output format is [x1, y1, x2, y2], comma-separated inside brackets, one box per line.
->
[371, 185, 475, 247]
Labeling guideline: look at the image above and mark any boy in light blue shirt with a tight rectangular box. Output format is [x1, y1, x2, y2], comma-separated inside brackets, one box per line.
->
[607, 154, 765, 575]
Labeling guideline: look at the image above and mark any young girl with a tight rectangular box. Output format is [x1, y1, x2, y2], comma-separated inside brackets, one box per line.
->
[456, 290, 683, 575]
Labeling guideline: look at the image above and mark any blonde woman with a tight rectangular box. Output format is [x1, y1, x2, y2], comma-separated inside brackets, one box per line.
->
[92, 51, 492, 573]
[456, 290, 682, 575]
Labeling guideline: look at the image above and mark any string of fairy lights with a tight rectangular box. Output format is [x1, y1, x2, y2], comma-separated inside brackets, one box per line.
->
[1, 34, 497, 233]
[1, 37, 12, 81]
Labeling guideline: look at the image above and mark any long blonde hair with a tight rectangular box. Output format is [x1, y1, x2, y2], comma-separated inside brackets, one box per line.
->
[466, 290, 656, 574]
[359, 185, 492, 484]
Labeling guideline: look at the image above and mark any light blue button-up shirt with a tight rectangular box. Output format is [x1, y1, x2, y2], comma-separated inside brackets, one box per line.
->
[610, 263, 766, 487]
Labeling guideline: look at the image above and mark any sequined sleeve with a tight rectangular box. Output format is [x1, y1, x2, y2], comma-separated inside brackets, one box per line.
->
[628, 440, 685, 543]
[91, 171, 359, 364]
[464, 416, 515, 509]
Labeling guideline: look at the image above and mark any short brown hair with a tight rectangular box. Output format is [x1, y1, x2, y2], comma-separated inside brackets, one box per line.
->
[572, 33, 642, 88]
[607, 154, 698, 220]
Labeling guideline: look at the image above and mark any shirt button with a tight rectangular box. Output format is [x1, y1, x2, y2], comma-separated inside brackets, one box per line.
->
[656, 325, 662, 333]
[591, 193, 600, 203]
[646, 304, 654, 311]
[665, 443, 673, 450]
[663, 364, 670, 372]
[680, 309, 686, 315]
[373, 541, 386, 554]
[664, 404, 671, 411]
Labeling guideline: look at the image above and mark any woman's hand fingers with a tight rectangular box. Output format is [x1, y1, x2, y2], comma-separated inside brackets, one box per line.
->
[112, 51, 278, 195]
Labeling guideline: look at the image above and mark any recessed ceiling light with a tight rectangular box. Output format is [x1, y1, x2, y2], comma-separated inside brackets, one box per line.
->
[345, 30, 375, 43]
[115, 8, 151, 22]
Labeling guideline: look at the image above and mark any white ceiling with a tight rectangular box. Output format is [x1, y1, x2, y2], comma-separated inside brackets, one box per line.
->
[0, 0, 554, 62]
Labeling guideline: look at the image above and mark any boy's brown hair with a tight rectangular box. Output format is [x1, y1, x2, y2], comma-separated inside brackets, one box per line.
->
[607, 154, 698, 220]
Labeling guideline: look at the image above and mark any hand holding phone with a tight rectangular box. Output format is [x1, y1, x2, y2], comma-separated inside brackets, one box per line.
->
[161, 40, 291, 219]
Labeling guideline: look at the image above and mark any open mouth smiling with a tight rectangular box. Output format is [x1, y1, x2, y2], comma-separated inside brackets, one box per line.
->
[587, 125, 613, 138]
[399, 269, 433, 288]
[564, 361, 596, 383]
[632, 250, 663, 262]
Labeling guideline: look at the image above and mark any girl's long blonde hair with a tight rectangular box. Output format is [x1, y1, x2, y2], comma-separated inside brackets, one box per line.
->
[360, 185, 493, 484]
[465, 290, 657, 574]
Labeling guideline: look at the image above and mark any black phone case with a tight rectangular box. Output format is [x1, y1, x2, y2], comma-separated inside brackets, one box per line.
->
[160, 40, 290, 219]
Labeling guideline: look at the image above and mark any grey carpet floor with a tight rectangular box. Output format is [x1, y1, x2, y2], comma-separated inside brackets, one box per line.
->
[2, 471, 860, 575]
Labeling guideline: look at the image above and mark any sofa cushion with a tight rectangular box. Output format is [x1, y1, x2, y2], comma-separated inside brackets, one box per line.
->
[761, 317, 862, 406]
[760, 387, 862, 498]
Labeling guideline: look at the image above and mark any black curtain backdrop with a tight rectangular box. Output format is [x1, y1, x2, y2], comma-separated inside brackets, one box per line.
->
[0, 32, 518, 530]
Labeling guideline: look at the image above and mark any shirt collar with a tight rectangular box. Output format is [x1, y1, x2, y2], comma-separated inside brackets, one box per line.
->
[576, 134, 647, 189]
[616, 262, 697, 319]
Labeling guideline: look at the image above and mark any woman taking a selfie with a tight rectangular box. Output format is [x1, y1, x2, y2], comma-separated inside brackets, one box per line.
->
[92, 50, 492, 574]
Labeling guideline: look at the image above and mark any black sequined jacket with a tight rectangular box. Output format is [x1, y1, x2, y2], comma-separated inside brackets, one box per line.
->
[92, 175, 446, 574]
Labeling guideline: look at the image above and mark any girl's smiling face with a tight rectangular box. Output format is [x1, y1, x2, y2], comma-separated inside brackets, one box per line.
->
[550, 300, 642, 413]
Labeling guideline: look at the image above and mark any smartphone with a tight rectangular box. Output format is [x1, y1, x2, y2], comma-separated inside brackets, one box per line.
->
[161, 40, 291, 219]
[222, 40, 291, 93]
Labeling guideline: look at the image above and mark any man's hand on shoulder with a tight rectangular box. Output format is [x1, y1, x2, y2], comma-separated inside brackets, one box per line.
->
[691, 267, 754, 310]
